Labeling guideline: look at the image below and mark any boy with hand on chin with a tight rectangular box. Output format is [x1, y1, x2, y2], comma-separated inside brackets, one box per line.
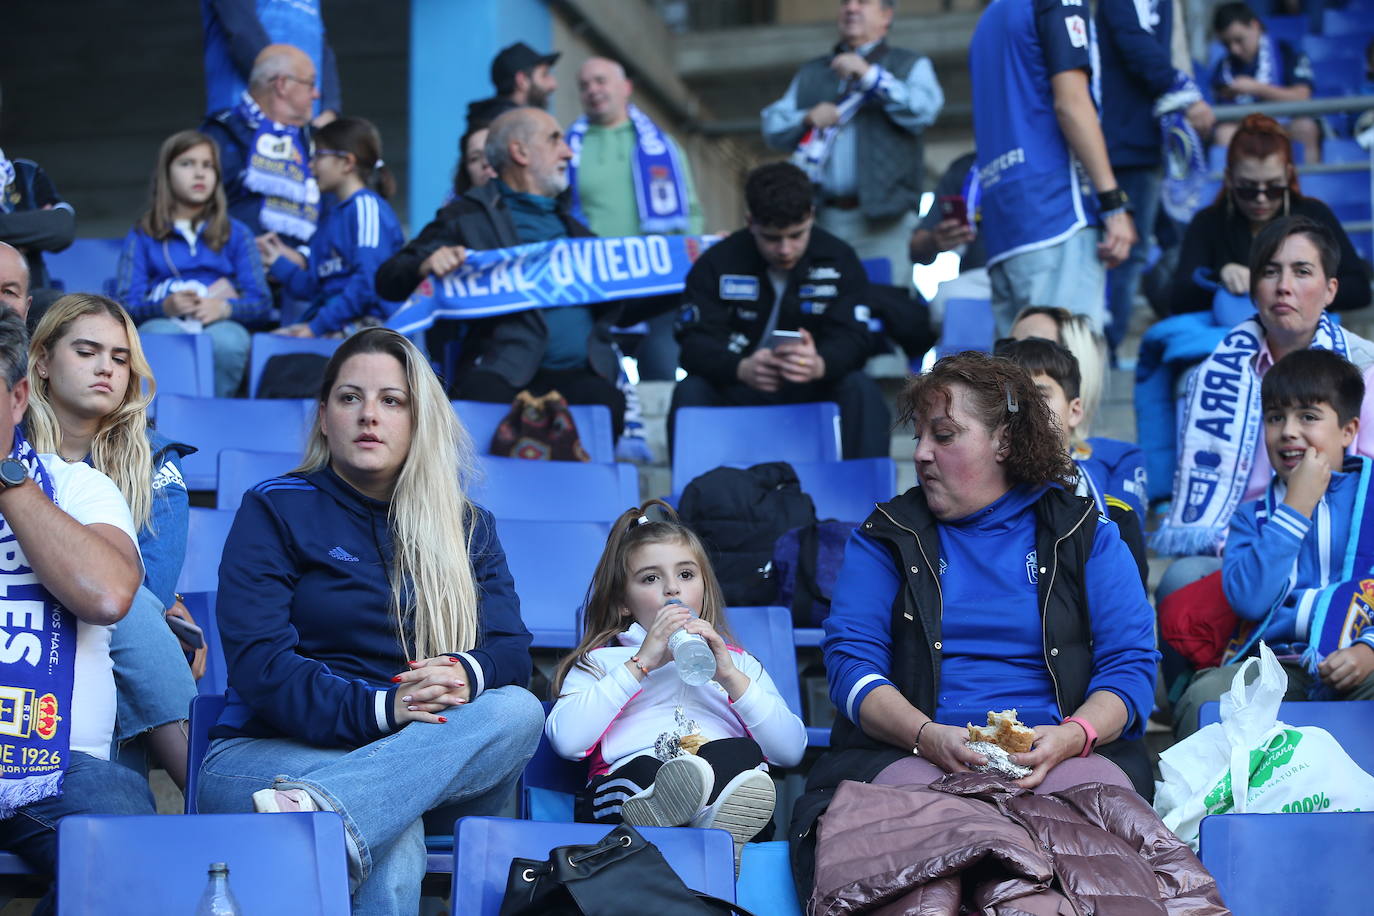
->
[1174, 349, 1374, 734]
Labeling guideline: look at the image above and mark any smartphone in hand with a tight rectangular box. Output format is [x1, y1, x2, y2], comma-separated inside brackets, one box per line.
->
[939, 194, 969, 227]
[164, 611, 205, 651]
[764, 329, 803, 349]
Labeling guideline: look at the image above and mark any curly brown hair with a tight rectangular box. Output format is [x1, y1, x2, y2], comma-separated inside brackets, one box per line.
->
[898, 351, 1076, 488]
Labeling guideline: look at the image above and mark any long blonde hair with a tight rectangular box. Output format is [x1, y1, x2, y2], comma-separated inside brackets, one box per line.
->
[27, 294, 156, 529]
[298, 328, 480, 658]
[553, 500, 733, 695]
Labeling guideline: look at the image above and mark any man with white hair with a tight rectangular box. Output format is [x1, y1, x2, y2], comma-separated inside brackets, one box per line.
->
[567, 57, 702, 381]
[202, 43, 320, 249]
[0, 243, 30, 321]
[376, 107, 627, 432]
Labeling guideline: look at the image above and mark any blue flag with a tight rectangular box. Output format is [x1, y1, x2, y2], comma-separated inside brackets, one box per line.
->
[387, 234, 721, 336]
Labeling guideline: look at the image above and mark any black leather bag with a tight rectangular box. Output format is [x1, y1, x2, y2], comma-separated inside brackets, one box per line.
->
[498, 823, 755, 916]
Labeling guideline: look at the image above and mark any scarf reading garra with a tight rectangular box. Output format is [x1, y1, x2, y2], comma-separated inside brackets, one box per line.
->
[566, 105, 692, 234]
[0, 429, 75, 818]
[234, 92, 319, 242]
[1153, 312, 1354, 557]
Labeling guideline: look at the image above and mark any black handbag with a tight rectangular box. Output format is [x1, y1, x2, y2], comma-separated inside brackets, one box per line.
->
[498, 823, 756, 916]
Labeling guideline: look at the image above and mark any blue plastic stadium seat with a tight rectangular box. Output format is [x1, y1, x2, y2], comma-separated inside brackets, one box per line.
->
[1322, 138, 1372, 165]
[1199, 812, 1374, 915]
[452, 400, 617, 464]
[1321, 9, 1374, 37]
[1198, 700, 1374, 774]
[181, 592, 227, 697]
[737, 841, 804, 916]
[518, 702, 586, 821]
[1294, 173, 1371, 223]
[156, 395, 314, 490]
[472, 456, 629, 523]
[452, 816, 736, 916]
[184, 692, 228, 813]
[860, 257, 892, 286]
[745, 457, 894, 523]
[1301, 34, 1367, 68]
[247, 333, 343, 397]
[44, 238, 123, 297]
[216, 448, 302, 511]
[671, 403, 842, 497]
[56, 812, 351, 915]
[936, 297, 995, 358]
[177, 508, 238, 596]
[1262, 15, 1306, 46]
[496, 519, 608, 647]
[728, 606, 819, 748]
[141, 332, 215, 401]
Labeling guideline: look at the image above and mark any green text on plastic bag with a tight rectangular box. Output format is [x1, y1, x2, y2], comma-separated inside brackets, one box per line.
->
[1203, 729, 1303, 816]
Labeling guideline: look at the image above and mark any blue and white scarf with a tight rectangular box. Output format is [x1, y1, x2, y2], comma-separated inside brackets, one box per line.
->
[1156, 72, 1207, 222]
[790, 51, 896, 182]
[1219, 33, 1277, 103]
[0, 149, 15, 214]
[0, 429, 75, 819]
[234, 92, 319, 242]
[1153, 312, 1351, 556]
[567, 105, 692, 234]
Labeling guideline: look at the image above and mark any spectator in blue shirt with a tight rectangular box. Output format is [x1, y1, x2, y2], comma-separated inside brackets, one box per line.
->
[200, 0, 341, 123]
[115, 130, 270, 397]
[261, 117, 404, 338]
[1210, 2, 1319, 160]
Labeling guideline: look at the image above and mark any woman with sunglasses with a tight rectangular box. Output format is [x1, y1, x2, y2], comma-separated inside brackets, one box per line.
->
[1169, 114, 1369, 316]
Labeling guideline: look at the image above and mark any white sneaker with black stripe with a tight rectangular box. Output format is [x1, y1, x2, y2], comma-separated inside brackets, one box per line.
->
[689, 769, 775, 870]
[619, 754, 713, 828]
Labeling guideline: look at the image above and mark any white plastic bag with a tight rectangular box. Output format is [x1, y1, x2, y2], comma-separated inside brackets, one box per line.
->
[1154, 643, 1374, 848]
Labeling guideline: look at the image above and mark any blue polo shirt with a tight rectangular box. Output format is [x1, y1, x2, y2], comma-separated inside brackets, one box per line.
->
[971, 0, 1100, 265]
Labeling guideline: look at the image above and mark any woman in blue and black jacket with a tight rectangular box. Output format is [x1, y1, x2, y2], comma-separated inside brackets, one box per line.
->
[26, 294, 198, 789]
[196, 327, 542, 915]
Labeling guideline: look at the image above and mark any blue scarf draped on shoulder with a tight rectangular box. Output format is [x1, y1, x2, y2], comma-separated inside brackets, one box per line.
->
[235, 92, 319, 242]
[566, 105, 692, 234]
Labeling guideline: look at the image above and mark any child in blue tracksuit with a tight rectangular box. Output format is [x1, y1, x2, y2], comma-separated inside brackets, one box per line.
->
[1174, 349, 1374, 735]
[260, 117, 403, 338]
[115, 129, 270, 397]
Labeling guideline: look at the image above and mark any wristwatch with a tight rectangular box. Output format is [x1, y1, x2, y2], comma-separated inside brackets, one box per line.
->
[0, 459, 26, 489]
[1096, 187, 1131, 216]
[1062, 716, 1098, 758]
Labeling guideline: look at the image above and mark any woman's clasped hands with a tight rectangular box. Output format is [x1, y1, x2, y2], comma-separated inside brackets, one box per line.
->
[390, 655, 470, 724]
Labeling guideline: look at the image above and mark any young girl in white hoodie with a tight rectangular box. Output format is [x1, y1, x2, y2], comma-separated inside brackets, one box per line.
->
[546, 501, 806, 861]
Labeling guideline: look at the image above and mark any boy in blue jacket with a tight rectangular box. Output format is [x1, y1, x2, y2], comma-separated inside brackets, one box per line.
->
[1175, 349, 1374, 735]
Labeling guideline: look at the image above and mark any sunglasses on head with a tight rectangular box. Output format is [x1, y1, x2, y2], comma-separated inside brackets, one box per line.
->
[1231, 182, 1287, 202]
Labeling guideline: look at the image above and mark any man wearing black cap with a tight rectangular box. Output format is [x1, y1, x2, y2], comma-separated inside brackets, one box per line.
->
[467, 41, 561, 130]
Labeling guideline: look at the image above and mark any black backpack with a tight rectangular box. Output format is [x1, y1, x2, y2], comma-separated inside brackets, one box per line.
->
[773, 520, 858, 628]
[678, 462, 816, 607]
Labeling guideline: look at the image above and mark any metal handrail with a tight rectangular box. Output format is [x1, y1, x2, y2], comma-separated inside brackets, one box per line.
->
[1212, 94, 1374, 121]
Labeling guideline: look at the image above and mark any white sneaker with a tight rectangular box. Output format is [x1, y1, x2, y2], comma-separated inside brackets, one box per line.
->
[252, 787, 319, 813]
[690, 769, 775, 869]
[620, 754, 713, 828]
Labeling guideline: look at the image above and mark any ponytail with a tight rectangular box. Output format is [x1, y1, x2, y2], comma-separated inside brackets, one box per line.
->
[314, 116, 395, 200]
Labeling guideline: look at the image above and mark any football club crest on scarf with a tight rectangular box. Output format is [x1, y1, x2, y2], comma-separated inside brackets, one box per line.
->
[566, 104, 692, 234]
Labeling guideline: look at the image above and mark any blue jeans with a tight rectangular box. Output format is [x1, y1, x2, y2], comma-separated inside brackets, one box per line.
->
[988, 227, 1106, 336]
[0, 752, 157, 916]
[196, 685, 543, 915]
[1105, 166, 1163, 353]
[139, 318, 251, 397]
[109, 585, 197, 744]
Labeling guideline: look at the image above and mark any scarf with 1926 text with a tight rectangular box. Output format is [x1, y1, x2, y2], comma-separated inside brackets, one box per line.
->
[0, 428, 75, 818]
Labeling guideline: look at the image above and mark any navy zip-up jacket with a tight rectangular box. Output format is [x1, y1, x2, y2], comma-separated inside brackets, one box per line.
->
[1096, 0, 1179, 170]
[212, 465, 532, 747]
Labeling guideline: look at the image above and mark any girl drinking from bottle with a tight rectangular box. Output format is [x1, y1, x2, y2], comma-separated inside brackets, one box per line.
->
[546, 501, 805, 861]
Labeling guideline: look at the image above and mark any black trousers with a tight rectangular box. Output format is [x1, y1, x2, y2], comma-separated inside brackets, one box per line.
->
[575, 737, 766, 826]
[456, 367, 626, 439]
[668, 369, 891, 460]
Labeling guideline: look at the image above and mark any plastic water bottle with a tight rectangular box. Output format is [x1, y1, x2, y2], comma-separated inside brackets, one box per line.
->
[664, 598, 717, 686]
[194, 862, 242, 916]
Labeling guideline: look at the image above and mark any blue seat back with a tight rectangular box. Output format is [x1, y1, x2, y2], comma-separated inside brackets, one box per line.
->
[216, 449, 302, 511]
[472, 456, 630, 523]
[452, 400, 616, 464]
[727, 605, 818, 748]
[45, 238, 123, 296]
[759, 457, 895, 522]
[156, 395, 314, 490]
[1323, 139, 1372, 166]
[519, 701, 585, 821]
[248, 334, 343, 398]
[1300, 173, 1372, 224]
[181, 592, 227, 697]
[452, 816, 735, 916]
[495, 519, 608, 647]
[57, 812, 351, 915]
[1198, 700, 1374, 774]
[177, 508, 238, 596]
[1199, 811, 1374, 915]
[185, 692, 228, 814]
[936, 297, 995, 358]
[1261, 15, 1305, 45]
[671, 403, 842, 496]
[1321, 9, 1374, 36]
[141, 332, 215, 401]
[860, 258, 892, 286]
[737, 841, 803, 916]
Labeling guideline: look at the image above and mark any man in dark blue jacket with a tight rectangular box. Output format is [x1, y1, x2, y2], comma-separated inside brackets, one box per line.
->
[1096, 0, 1213, 357]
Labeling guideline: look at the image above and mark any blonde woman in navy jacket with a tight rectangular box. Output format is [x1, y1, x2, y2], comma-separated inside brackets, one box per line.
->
[196, 327, 542, 915]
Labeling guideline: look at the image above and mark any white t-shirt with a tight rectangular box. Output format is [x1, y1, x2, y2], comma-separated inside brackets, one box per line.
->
[34, 457, 140, 759]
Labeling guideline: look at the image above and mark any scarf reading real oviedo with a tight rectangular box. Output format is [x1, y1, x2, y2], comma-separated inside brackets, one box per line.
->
[1153, 312, 1351, 557]
[0, 429, 75, 818]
